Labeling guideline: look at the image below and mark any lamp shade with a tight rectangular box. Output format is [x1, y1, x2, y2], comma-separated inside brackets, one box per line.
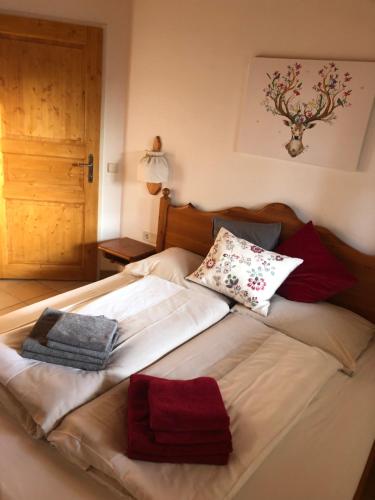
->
[138, 151, 169, 183]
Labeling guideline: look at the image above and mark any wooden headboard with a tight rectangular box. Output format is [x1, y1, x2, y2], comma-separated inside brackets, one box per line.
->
[156, 189, 375, 323]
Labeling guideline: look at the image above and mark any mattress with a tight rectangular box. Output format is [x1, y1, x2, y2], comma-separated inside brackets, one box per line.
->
[0, 275, 229, 437]
[0, 273, 374, 500]
[0, 408, 123, 500]
[47, 311, 341, 500]
[0, 341, 373, 500]
[236, 339, 375, 500]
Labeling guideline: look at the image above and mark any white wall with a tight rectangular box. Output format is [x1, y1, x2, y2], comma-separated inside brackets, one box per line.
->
[0, 0, 131, 245]
[122, 0, 375, 254]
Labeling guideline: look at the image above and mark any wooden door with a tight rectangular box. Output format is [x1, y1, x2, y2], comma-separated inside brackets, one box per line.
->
[0, 15, 102, 281]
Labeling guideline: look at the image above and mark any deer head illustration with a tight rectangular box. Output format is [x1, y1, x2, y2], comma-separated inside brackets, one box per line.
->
[262, 62, 352, 158]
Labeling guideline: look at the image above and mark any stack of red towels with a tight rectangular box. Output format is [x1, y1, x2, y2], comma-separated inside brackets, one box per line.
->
[127, 374, 232, 465]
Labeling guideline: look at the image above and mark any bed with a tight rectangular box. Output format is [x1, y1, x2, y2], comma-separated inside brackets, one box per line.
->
[0, 188, 374, 500]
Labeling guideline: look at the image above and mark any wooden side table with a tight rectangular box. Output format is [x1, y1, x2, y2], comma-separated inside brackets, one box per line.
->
[98, 237, 156, 265]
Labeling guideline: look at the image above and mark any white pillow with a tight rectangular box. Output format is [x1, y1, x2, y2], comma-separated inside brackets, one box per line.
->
[233, 295, 374, 374]
[187, 228, 303, 316]
[124, 247, 203, 286]
[124, 247, 232, 303]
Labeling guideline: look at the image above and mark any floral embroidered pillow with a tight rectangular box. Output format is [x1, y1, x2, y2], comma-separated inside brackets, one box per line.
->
[187, 228, 303, 316]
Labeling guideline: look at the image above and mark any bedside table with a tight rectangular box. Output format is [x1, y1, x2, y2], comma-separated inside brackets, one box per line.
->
[98, 237, 156, 265]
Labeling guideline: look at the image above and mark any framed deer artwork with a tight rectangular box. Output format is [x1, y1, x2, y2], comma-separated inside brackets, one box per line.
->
[236, 57, 375, 171]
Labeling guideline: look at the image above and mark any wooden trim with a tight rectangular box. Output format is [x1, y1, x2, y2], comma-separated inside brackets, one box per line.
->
[1, 138, 86, 159]
[156, 190, 375, 323]
[0, 146, 5, 279]
[82, 25, 103, 281]
[152, 136, 162, 152]
[3, 185, 85, 204]
[147, 182, 162, 195]
[0, 14, 87, 46]
[156, 188, 171, 252]
[0, 263, 86, 280]
[98, 237, 155, 262]
[353, 441, 375, 500]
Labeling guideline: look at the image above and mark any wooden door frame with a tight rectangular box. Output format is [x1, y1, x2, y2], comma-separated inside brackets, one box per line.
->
[82, 23, 102, 281]
[0, 14, 102, 281]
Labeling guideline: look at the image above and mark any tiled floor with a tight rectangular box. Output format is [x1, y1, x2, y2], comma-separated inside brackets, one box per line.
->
[0, 280, 90, 315]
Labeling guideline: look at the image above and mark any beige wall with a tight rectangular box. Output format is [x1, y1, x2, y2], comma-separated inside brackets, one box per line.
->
[0, 0, 131, 244]
[122, 0, 375, 253]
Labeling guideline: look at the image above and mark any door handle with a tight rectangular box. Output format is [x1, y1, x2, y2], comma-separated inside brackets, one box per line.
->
[72, 154, 94, 183]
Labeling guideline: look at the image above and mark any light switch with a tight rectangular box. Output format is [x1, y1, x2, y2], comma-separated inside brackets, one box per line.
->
[107, 162, 119, 174]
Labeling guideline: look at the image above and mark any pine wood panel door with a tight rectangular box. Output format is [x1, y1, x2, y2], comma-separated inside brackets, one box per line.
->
[0, 15, 102, 281]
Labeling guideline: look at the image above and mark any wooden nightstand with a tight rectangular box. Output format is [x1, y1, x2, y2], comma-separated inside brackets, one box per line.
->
[98, 237, 156, 265]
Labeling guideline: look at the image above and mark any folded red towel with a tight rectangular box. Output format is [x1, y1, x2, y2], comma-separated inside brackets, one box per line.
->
[127, 375, 232, 464]
[127, 451, 229, 465]
[148, 375, 230, 432]
[154, 428, 232, 445]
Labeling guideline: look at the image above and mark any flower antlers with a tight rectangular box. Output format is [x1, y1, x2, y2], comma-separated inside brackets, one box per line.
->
[263, 61, 352, 126]
[262, 61, 353, 157]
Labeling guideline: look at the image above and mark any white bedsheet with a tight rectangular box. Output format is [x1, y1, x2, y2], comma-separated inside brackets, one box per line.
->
[0, 273, 373, 500]
[0, 272, 139, 437]
[48, 312, 341, 500]
[0, 408, 125, 500]
[0, 276, 229, 436]
[0, 308, 373, 500]
[236, 339, 375, 500]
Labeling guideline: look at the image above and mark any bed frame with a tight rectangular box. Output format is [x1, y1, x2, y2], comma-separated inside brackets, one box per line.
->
[156, 188, 375, 323]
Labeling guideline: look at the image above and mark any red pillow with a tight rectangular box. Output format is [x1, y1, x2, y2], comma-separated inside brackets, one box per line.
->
[275, 221, 357, 302]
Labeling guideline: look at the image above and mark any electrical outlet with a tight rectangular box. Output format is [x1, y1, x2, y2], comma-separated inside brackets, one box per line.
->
[142, 231, 156, 244]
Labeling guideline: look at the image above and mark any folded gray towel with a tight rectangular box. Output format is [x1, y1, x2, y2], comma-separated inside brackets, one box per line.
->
[22, 338, 107, 365]
[22, 350, 106, 371]
[47, 331, 118, 360]
[29, 308, 64, 344]
[47, 313, 118, 352]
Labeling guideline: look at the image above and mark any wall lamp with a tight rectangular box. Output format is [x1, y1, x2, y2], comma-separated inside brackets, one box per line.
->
[138, 136, 169, 195]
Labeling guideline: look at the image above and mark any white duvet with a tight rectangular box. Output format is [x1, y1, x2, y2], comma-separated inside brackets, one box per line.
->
[48, 312, 341, 500]
[0, 276, 229, 436]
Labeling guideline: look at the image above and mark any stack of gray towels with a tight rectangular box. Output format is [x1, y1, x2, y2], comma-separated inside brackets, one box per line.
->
[21, 308, 118, 371]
